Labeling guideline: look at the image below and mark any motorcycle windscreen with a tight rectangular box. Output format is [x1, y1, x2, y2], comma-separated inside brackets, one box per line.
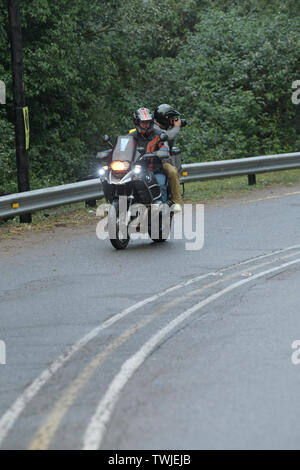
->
[111, 136, 136, 162]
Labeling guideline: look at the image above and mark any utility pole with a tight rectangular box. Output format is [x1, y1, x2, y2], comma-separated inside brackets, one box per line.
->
[7, 0, 31, 223]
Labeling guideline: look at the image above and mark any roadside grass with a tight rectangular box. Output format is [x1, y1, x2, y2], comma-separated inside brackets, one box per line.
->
[0, 202, 100, 240]
[0, 169, 299, 240]
[184, 169, 300, 203]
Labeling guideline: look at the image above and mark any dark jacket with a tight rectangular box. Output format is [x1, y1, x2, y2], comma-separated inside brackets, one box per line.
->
[130, 128, 169, 173]
[153, 123, 180, 150]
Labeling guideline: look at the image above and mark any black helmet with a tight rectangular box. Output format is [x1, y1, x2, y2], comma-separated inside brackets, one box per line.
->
[154, 104, 181, 129]
[133, 108, 154, 136]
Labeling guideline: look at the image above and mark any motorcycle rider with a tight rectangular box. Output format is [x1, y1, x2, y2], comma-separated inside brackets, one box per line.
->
[154, 104, 183, 212]
[131, 107, 168, 203]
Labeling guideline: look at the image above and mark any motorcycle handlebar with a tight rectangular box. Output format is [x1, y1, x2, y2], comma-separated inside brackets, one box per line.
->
[139, 151, 170, 160]
[139, 153, 155, 159]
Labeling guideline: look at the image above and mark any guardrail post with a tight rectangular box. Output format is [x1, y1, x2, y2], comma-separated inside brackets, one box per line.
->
[248, 174, 256, 186]
[85, 199, 97, 208]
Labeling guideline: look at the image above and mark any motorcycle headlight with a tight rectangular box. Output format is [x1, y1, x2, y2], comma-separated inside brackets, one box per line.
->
[134, 165, 142, 175]
[111, 161, 130, 172]
[99, 166, 109, 176]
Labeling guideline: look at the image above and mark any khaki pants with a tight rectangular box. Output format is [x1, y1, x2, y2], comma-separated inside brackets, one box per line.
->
[162, 162, 182, 205]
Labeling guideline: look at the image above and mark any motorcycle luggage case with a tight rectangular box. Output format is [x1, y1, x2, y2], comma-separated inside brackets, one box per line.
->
[171, 147, 182, 172]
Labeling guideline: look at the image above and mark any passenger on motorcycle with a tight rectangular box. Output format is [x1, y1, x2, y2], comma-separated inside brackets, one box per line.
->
[131, 108, 168, 203]
[154, 104, 183, 212]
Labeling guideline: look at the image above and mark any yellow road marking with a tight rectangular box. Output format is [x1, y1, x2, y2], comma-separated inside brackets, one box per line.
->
[29, 248, 300, 450]
[28, 299, 180, 450]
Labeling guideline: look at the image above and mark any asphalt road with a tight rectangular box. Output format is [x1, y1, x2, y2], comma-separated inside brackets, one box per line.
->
[1, 186, 300, 450]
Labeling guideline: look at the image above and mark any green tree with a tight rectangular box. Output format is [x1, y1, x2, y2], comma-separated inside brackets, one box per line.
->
[0, 1, 299, 194]
[141, 8, 300, 162]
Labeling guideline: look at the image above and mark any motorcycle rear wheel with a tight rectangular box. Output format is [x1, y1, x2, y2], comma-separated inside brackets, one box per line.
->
[148, 210, 173, 243]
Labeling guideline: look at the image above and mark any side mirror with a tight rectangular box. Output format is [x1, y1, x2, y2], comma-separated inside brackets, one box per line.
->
[159, 132, 168, 142]
[102, 135, 113, 147]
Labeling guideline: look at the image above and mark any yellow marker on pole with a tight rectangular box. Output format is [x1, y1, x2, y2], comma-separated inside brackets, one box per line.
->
[23, 107, 29, 150]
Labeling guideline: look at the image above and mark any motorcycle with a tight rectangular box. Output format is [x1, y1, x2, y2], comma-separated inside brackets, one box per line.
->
[96, 133, 183, 250]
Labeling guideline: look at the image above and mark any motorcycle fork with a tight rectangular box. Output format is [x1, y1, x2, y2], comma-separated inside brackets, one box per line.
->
[127, 194, 135, 221]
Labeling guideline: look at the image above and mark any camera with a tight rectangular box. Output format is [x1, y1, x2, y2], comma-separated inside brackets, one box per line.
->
[171, 117, 187, 127]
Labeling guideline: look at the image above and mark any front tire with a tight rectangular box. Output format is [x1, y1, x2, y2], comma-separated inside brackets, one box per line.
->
[108, 201, 130, 250]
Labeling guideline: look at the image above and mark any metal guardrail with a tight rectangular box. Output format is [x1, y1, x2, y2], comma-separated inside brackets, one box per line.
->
[0, 179, 104, 219]
[181, 152, 300, 182]
[0, 151, 300, 220]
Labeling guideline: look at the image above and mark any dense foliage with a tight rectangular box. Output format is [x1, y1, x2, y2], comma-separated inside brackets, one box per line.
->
[0, 0, 299, 193]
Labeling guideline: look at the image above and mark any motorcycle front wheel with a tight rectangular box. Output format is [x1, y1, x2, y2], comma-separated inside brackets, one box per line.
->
[108, 201, 130, 250]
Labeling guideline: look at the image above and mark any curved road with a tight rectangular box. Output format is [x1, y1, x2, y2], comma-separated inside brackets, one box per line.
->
[0, 187, 300, 450]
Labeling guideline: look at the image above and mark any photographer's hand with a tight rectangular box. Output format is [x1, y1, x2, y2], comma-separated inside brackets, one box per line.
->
[170, 118, 181, 128]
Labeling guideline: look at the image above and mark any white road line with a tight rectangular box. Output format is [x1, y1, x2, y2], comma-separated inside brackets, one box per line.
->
[82, 256, 300, 450]
[0, 273, 214, 446]
[218, 244, 300, 273]
[28, 251, 300, 449]
[1, 245, 300, 447]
